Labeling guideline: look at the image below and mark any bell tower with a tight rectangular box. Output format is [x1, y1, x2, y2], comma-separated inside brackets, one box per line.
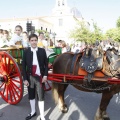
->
[52, 0, 70, 15]
[56, 0, 67, 7]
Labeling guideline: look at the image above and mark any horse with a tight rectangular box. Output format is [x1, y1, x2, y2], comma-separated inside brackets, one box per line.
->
[51, 45, 120, 120]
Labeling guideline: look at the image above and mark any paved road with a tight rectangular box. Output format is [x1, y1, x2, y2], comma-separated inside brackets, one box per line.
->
[0, 84, 120, 120]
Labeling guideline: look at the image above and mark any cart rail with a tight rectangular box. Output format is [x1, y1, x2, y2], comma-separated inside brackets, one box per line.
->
[48, 73, 120, 84]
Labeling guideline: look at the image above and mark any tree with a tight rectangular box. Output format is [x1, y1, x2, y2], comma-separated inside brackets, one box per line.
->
[92, 21, 104, 41]
[116, 17, 120, 28]
[106, 28, 120, 42]
[69, 20, 104, 44]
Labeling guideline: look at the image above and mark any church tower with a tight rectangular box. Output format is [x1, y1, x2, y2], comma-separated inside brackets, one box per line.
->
[55, 0, 67, 7]
[49, 0, 82, 44]
[52, 0, 71, 16]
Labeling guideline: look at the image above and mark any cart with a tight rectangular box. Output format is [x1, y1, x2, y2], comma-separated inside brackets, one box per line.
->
[0, 47, 61, 105]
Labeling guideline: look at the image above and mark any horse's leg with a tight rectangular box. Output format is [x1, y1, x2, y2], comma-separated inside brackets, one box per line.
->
[58, 84, 69, 113]
[95, 92, 113, 120]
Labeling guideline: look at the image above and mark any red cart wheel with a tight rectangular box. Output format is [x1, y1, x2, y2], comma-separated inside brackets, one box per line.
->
[0, 51, 23, 104]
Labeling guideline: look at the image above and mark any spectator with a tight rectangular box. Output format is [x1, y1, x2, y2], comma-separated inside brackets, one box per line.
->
[0, 29, 3, 39]
[57, 40, 62, 47]
[0, 30, 10, 47]
[38, 32, 48, 49]
[49, 39, 53, 47]
[9, 25, 23, 47]
[66, 43, 71, 52]
[22, 31, 29, 47]
[61, 41, 67, 53]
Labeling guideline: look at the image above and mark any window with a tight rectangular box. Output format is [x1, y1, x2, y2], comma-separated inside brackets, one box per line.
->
[58, 1, 60, 6]
[41, 27, 43, 30]
[62, 0, 64, 5]
[59, 19, 63, 26]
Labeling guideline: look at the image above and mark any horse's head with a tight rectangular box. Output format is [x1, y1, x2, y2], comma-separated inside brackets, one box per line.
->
[103, 47, 120, 77]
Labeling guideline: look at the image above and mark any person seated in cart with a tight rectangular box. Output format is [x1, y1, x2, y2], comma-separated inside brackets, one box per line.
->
[22, 31, 29, 47]
[0, 29, 3, 39]
[8, 25, 23, 48]
[37, 32, 48, 50]
[0, 30, 10, 47]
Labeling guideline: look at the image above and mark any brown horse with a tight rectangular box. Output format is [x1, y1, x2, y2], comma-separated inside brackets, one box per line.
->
[52, 47, 120, 120]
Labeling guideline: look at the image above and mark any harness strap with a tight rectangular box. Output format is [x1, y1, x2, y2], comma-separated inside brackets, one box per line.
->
[70, 54, 81, 74]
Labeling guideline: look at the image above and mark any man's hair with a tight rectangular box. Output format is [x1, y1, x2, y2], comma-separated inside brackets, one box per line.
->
[29, 34, 38, 41]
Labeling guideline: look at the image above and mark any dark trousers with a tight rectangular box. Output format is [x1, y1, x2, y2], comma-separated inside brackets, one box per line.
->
[28, 75, 44, 101]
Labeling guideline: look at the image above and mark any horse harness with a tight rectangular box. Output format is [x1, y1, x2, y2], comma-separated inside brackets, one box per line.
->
[79, 48, 104, 82]
[61, 48, 120, 92]
[70, 53, 81, 74]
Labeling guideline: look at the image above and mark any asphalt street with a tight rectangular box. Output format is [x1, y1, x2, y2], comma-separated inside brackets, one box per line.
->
[0, 84, 120, 120]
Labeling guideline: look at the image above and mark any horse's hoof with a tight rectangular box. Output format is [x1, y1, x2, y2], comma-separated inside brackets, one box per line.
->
[103, 117, 110, 120]
[61, 104, 68, 113]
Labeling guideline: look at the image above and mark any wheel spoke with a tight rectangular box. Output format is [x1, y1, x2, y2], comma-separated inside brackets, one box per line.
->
[11, 81, 21, 91]
[11, 78, 20, 84]
[2, 84, 6, 95]
[0, 82, 4, 88]
[8, 85, 13, 102]
[8, 65, 14, 75]
[3, 56, 7, 72]
[9, 73, 20, 78]
[7, 57, 10, 73]
[9, 83, 16, 102]
[9, 82, 20, 99]
[6, 85, 9, 100]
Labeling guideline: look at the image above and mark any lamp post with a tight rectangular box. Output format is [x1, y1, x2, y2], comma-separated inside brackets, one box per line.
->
[52, 32, 56, 45]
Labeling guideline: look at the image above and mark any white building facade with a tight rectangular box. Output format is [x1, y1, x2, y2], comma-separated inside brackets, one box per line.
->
[0, 0, 82, 44]
[0, 17, 53, 35]
[42, 0, 82, 44]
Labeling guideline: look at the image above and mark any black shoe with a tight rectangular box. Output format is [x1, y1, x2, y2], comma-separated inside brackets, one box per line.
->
[25, 112, 36, 120]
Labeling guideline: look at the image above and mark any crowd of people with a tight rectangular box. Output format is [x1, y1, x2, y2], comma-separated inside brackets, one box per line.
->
[0, 25, 87, 55]
[0, 25, 29, 48]
[0, 25, 50, 49]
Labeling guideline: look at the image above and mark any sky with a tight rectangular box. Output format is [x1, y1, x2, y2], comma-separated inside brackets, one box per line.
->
[0, 0, 120, 32]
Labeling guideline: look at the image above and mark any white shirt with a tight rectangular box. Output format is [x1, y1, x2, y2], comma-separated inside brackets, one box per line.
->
[62, 47, 67, 53]
[0, 39, 9, 47]
[22, 40, 29, 47]
[31, 47, 41, 76]
[9, 34, 23, 46]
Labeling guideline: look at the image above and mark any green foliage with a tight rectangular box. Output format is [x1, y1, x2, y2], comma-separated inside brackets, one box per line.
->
[106, 28, 120, 42]
[69, 20, 103, 44]
[116, 17, 120, 28]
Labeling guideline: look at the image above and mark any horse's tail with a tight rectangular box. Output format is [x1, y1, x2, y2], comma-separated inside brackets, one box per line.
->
[52, 82, 59, 104]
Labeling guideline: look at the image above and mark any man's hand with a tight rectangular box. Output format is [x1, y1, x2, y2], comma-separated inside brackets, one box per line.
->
[42, 76, 47, 83]
[24, 80, 29, 86]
